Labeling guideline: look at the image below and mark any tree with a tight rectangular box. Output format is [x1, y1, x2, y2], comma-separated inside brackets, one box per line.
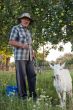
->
[0, 0, 73, 65]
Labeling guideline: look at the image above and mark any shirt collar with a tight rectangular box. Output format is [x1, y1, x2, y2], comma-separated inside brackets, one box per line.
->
[19, 24, 27, 29]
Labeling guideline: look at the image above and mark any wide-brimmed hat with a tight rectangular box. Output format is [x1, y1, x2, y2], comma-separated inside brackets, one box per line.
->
[17, 12, 33, 23]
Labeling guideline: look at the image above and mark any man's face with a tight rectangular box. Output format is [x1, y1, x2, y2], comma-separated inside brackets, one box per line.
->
[20, 17, 31, 27]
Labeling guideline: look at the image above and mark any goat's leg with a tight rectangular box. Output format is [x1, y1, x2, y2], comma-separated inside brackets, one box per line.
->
[68, 90, 73, 103]
[57, 91, 66, 109]
[62, 91, 66, 108]
[56, 91, 63, 107]
[66, 90, 73, 109]
[69, 90, 72, 99]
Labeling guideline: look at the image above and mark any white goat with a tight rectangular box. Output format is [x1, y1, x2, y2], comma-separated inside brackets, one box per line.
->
[50, 63, 72, 108]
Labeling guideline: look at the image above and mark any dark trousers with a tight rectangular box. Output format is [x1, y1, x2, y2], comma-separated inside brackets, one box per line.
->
[15, 60, 37, 98]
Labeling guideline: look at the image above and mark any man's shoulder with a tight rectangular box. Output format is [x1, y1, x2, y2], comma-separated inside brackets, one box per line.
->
[12, 24, 19, 29]
[11, 24, 21, 31]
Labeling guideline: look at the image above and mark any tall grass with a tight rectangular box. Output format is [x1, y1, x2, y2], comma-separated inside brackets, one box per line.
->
[0, 70, 73, 110]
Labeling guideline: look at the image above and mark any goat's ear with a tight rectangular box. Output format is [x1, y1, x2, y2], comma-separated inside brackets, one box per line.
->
[61, 63, 65, 68]
[49, 64, 54, 69]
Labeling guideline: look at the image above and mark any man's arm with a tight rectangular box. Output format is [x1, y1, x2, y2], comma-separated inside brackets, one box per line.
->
[9, 26, 29, 49]
[9, 40, 29, 49]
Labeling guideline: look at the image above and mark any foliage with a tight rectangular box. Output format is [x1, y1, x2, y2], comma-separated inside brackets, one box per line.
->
[0, 0, 73, 56]
[55, 53, 73, 68]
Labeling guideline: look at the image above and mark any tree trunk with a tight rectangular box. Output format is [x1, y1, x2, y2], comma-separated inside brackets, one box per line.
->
[6, 57, 10, 71]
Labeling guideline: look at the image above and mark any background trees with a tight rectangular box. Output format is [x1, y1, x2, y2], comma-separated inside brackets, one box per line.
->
[0, 0, 73, 70]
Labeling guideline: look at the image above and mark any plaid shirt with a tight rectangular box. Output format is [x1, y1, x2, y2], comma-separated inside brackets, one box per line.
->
[9, 24, 33, 60]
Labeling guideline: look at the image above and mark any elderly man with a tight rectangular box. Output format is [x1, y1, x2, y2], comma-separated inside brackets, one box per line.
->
[9, 12, 37, 100]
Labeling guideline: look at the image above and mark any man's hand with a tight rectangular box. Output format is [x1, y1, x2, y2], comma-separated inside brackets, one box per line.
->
[22, 44, 29, 49]
[32, 50, 36, 59]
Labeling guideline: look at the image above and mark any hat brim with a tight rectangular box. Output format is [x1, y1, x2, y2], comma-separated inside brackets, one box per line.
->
[17, 16, 33, 23]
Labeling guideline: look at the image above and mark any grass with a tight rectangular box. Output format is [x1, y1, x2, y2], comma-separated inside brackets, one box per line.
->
[0, 70, 73, 110]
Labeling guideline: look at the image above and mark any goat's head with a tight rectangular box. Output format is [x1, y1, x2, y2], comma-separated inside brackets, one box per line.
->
[49, 63, 65, 70]
[49, 63, 65, 75]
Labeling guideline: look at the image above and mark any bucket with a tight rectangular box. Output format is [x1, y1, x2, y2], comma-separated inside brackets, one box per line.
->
[6, 85, 18, 96]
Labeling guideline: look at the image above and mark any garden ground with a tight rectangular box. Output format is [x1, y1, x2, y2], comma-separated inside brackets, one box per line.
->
[0, 70, 73, 110]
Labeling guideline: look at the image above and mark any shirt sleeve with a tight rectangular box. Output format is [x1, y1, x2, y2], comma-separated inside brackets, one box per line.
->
[9, 26, 18, 40]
